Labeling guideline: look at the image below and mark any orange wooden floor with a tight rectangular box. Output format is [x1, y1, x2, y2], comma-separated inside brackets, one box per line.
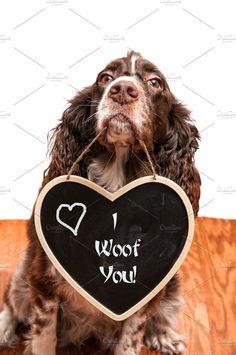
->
[0, 218, 236, 355]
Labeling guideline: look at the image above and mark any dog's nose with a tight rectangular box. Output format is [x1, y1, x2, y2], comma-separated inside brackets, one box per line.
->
[109, 81, 138, 105]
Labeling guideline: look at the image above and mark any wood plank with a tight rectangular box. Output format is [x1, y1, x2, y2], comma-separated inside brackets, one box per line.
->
[0, 218, 235, 354]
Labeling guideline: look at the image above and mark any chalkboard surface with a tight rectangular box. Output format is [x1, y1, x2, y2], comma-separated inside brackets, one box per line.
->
[34, 175, 194, 321]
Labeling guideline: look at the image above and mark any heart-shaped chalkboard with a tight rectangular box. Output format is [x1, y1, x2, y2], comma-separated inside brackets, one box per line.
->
[34, 175, 194, 321]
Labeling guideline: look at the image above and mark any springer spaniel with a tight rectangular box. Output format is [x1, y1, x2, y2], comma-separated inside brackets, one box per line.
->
[0, 51, 200, 355]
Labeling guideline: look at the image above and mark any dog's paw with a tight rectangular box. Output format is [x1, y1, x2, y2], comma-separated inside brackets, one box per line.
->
[144, 328, 185, 354]
[0, 306, 18, 347]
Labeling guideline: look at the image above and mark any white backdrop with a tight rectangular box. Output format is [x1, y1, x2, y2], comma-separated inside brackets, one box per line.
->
[0, 0, 236, 219]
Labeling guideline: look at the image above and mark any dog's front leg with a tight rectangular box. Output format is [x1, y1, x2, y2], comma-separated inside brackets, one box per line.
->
[24, 298, 58, 355]
[114, 310, 147, 355]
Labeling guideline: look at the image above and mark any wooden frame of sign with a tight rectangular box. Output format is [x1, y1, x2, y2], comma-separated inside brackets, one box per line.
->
[34, 175, 194, 321]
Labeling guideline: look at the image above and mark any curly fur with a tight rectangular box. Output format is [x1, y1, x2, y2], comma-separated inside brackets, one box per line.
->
[0, 51, 201, 355]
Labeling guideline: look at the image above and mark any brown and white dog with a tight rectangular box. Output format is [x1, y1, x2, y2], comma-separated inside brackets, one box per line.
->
[0, 51, 201, 355]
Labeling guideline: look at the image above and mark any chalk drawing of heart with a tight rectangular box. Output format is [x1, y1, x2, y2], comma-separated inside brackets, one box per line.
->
[56, 203, 86, 236]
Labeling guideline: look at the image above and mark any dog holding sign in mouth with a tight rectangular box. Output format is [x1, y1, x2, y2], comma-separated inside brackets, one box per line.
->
[0, 51, 200, 354]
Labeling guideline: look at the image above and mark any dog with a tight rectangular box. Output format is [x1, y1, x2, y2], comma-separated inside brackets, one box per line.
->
[0, 50, 201, 354]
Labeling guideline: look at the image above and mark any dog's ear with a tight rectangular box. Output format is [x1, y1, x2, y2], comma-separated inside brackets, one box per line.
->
[44, 86, 96, 182]
[155, 100, 201, 215]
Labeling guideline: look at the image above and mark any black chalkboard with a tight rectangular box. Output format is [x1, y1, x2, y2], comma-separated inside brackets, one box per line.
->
[34, 175, 194, 321]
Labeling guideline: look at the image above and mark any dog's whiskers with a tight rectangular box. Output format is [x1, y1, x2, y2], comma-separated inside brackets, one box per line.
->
[82, 104, 113, 125]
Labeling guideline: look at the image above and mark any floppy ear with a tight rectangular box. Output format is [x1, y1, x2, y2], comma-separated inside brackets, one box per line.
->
[44, 86, 97, 183]
[156, 101, 201, 216]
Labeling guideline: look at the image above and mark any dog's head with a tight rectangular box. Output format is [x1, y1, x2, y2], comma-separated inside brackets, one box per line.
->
[94, 51, 171, 152]
[46, 51, 200, 214]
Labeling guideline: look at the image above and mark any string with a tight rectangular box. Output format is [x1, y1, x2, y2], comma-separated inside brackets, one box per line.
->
[138, 140, 157, 180]
[67, 128, 157, 181]
[66, 127, 107, 180]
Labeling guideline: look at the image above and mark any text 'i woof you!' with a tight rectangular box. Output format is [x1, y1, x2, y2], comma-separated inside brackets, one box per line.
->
[95, 213, 141, 284]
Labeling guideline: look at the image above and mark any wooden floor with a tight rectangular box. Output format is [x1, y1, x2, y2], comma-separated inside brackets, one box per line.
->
[0, 218, 236, 355]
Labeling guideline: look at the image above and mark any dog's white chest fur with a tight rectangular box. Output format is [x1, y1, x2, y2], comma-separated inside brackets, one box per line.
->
[87, 146, 130, 193]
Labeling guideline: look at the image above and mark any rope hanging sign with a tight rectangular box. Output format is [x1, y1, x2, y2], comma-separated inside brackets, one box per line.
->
[34, 130, 194, 321]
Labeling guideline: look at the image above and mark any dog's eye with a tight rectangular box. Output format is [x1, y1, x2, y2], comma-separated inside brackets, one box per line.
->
[147, 78, 160, 87]
[100, 74, 114, 84]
